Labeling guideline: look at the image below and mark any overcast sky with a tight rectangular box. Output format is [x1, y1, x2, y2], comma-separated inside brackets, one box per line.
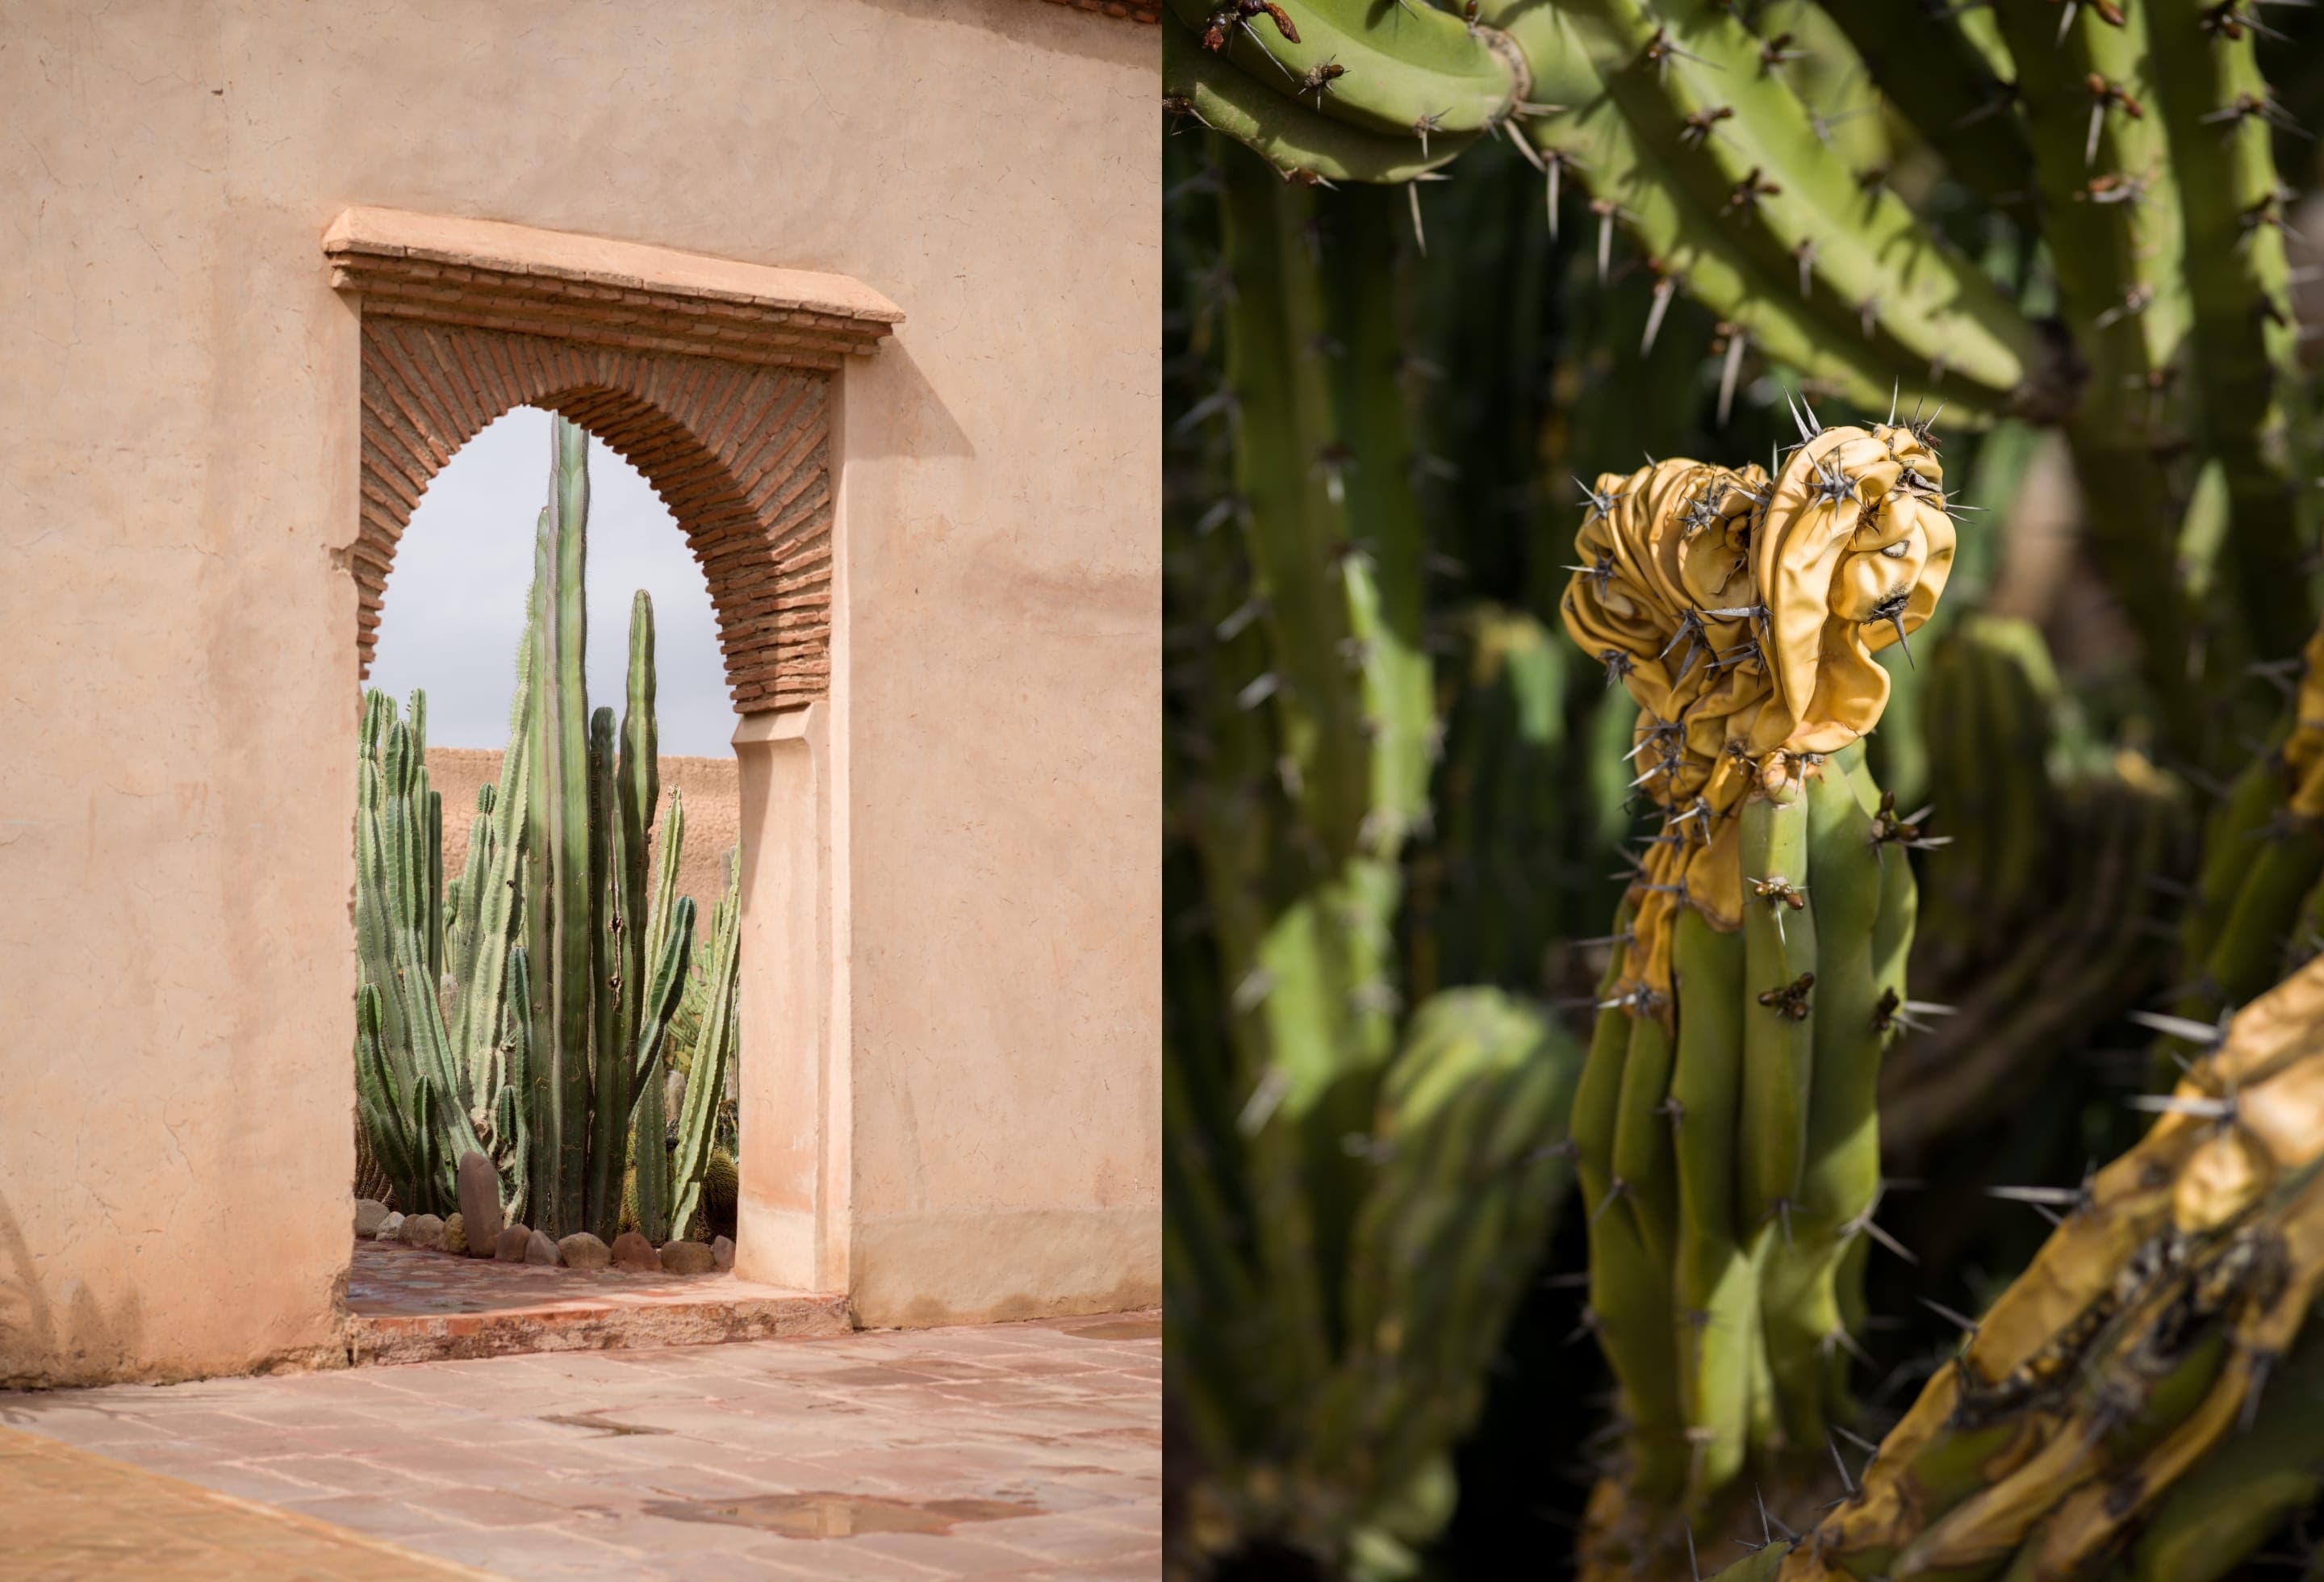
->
[366, 407, 740, 758]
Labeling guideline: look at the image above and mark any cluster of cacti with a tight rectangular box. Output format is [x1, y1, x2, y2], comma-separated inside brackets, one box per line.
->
[355, 416, 738, 1246]
[1165, 0, 2316, 768]
[1163, 138, 1611, 1576]
[355, 687, 531, 1220]
[1166, 6, 2324, 1572]
[1553, 416, 1951, 1570]
[1758, 952, 2324, 1580]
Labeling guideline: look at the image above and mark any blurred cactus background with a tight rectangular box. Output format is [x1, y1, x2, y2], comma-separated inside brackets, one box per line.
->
[1162, 0, 2324, 1576]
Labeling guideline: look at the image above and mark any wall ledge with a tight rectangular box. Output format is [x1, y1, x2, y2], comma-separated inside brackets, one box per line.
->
[324, 207, 902, 371]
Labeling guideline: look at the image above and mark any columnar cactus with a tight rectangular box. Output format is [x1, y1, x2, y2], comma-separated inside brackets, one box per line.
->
[354, 687, 524, 1217]
[360, 416, 699, 1241]
[1557, 415, 1953, 1568]
[668, 848, 741, 1242]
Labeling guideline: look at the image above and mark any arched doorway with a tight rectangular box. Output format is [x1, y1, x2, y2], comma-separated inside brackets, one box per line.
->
[332, 206, 901, 1295]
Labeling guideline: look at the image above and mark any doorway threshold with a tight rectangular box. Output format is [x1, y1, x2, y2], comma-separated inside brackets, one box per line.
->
[345, 1241, 849, 1366]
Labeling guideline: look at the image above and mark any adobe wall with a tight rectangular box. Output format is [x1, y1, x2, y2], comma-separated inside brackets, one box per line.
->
[0, 0, 1156, 1384]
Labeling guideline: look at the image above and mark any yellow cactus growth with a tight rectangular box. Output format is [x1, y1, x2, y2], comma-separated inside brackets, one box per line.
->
[1558, 417, 1951, 1007]
[1781, 953, 2324, 1580]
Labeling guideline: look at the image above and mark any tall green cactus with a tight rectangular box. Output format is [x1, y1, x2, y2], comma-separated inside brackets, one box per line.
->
[1163, 132, 1607, 1575]
[360, 415, 703, 1241]
[669, 848, 740, 1242]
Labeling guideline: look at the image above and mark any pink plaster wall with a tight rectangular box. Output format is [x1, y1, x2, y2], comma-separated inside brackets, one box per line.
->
[0, 0, 1157, 1384]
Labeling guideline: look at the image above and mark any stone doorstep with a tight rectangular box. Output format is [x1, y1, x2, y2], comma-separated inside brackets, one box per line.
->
[347, 1288, 851, 1367]
[345, 1241, 850, 1367]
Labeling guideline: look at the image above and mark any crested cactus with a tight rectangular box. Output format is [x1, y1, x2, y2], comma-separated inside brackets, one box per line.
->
[1556, 414, 1953, 1570]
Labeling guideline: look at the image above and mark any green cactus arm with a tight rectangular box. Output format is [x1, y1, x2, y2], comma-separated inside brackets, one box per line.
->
[1331, 990, 1583, 1513]
[498, 946, 533, 1222]
[1502, 4, 1960, 418]
[624, 894, 692, 1245]
[1165, 21, 1476, 184]
[528, 418, 596, 1236]
[1223, 154, 1375, 862]
[614, 592, 658, 1053]
[642, 787, 686, 993]
[1814, 0, 2032, 211]
[1326, 181, 1432, 853]
[1983, 6, 2205, 759]
[2143, 0, 2313, 672]
[625, 894, 696, 1111]
[1580, 0, 2040, 404]
[585, 705, 626, 1241]
[669, 855, 739, 1239]
[1165, 0, 1523, 140]
[458, 681, 530, 1103]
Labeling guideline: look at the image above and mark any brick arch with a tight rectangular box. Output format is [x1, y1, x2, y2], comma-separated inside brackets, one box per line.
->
[356, 318, 832, 713]
[329, 207, 901, 713]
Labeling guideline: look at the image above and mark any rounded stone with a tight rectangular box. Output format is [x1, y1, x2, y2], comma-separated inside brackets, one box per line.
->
[398, 1213, 445, 1250]
[709, 1235, 736, 1272]
[658, 1240, 715, 1276]
[455, 1151, 504, 1257]
[374, 1211, 406, 1241]
[441, 1212, 467, 1256]
[525, 1228, 562, 1266]
[353, 1199, 391, 1238]
[494, 1224, 533, 1262]
[609, 1230, 660, 1273]
[558, 1232, 611, 1270]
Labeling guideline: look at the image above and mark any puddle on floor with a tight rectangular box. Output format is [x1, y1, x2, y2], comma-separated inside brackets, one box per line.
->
[652, 1492, 1041, 1538]
[540, 1411, 670, 1437]
[1066, 1318, 1160, 1341]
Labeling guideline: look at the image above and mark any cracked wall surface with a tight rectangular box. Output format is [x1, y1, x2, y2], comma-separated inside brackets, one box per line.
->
[0, 0, 1158, 1383]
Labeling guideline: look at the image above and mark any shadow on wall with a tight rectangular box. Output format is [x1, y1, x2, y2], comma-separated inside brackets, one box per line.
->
[848, 0, 1156, 69]
[0, 1191, 146, 1395]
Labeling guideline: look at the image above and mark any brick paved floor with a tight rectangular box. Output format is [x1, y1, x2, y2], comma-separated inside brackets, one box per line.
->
[0, 1425, 492, 1579]
[2, 1313, 1160, 1580]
